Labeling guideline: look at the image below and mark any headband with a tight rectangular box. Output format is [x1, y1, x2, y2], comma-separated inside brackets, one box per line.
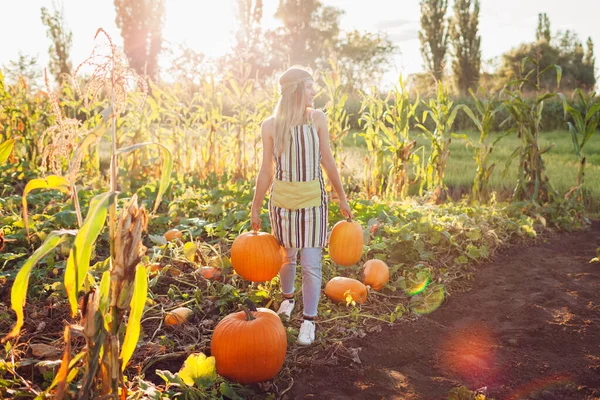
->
[278, 78, 308, 95]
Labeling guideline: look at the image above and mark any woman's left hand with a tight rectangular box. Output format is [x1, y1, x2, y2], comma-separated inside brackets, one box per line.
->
[339, 199, 353, 220]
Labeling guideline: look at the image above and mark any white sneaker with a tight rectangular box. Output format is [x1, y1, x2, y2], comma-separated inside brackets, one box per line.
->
[297, 320, 315, 346]
[277, 299, 295, 319]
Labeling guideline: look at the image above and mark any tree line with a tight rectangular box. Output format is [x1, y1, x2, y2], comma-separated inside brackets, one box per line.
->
[4, 0, 597, 94]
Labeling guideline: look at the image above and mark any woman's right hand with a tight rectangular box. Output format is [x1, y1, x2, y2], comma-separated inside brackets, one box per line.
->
[251, 209, 261, 232]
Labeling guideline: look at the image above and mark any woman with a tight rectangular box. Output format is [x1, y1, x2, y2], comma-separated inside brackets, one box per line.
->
[251, 66, 352, 346]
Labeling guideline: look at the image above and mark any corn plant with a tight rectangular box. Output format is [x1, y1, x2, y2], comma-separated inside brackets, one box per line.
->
[456, 89, 513, 204]
[415, 82, 462, 203]
[380, 76, 419, 199]
[0, 70, 53, 164]
[3, 28, 172, 399]
[197, 76, 225, 178]
[225, 62, 264, 181]
[322, 59, 351, 173]
[558, 89, 600, 209]
[501, 57, 561, 204]
[358, 88, 386, 197]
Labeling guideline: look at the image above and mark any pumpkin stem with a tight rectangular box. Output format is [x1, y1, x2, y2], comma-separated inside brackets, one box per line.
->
[238, 304, 256, 321]
[243, 298, 258, 311]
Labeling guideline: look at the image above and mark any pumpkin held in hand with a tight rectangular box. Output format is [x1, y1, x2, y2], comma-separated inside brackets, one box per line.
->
[231, 232, 282, 282]
[328, 220, 364, 266]
[325, 277, 367, 304]
[362, 259, 389, 291]
[211, 304, 287, 384]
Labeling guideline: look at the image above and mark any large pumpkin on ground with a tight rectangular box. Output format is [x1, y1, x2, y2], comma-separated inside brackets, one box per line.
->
[362, 259, 389, 291]
[211, 306, 287, 384]
[231, 232, 282, 282]
[328, 220, 364, 266]
[325, 277, 368, 304]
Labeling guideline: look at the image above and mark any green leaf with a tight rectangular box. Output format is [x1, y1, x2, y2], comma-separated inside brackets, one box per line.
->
[116, 142, 173, 213]
[3, 230, 76, 342]
[22, 175, 70, 236]
[120, 265, 147, 371]
[220, 382, 246, 400]
[98, 271, 110, 330]
[0, 139, 15, 163]
[65, 192, 114, 316]
[178, 353, 217, 388]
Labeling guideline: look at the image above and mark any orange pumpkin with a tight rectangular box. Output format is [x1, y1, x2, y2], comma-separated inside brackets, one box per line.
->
[328, 220, 364, 266]
[198, 266, 222, 280]
[362, 259, 389, 291]
[211, 305, 287, 384]
[164, 307, 193, 326]
[164, 229, 183, 242]
[325, 277, 367, 304]
[231, 232, 282, 282]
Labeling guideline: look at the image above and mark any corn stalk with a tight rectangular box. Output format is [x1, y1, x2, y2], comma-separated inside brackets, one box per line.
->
[416, 82, 462, 203]
[501, 57, 561, 204]
[380, 76, 419, 199]
[322, 59, 351, 173]
[457, 89, 513, 204]
[558, 89, 600, 210]
[358, 88, 386, 197]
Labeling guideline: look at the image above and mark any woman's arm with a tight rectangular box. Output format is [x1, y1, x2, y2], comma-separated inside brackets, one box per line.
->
[314, 110, 353, 219]
[251, 118, 275, 231]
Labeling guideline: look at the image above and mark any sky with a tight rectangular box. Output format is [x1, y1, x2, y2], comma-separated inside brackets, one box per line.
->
[1, 0, 598, 89]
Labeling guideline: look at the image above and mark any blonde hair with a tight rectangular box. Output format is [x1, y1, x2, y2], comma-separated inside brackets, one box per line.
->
[273, 66, 313, 156]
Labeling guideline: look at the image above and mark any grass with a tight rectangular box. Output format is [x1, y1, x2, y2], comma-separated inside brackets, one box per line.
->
[340, 129, 600, 214]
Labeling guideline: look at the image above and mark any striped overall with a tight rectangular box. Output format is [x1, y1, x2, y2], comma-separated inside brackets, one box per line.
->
[268, 121, 328, 249]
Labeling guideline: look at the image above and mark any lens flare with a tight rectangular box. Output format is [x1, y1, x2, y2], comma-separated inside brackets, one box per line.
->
[400, 267, 431, 296]
[409, 283, 445, 314]
[439, 325, 499, 385]
[505, 374, 573, 400]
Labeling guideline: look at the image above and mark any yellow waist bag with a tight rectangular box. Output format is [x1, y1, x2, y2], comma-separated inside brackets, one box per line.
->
[271, 179, 322, 210]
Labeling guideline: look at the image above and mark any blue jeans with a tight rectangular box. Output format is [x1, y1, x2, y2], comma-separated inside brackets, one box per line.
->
[280, 248, 322, 318]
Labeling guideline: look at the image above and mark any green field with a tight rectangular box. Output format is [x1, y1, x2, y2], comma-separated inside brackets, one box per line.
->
[342, 130, 600, 214]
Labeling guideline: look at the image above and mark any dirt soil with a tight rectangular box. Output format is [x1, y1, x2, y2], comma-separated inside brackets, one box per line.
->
[288, 221, 600, 400]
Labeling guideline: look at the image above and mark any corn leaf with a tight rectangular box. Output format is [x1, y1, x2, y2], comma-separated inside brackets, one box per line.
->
[120, 265, 147, 371]
[116, 142, 173, 213]
[51, 326, 71, 399]
[0, 139, 15, 163]
[3, 229, 76, 341]
[67, 107, 112, 178]
[65, 191, 114, 316]
[22, 175, 70, 236]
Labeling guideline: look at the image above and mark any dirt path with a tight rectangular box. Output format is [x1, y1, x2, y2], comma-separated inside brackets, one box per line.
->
[288, 222, 600, 400]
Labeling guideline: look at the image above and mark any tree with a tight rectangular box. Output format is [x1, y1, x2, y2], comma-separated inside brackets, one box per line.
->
[3, 52, 42, 89]
[584, 37, 595, 69]
[418, 0, 450, 82]
[536, 13, 551, 43]
[450, 0, 481, 94]
[335, 30, 396, 92]
[114, 0, 165, 81]
[40, 1, 72, 85]
[234, 0, 264, 58]
[267, 0, 343, 70]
